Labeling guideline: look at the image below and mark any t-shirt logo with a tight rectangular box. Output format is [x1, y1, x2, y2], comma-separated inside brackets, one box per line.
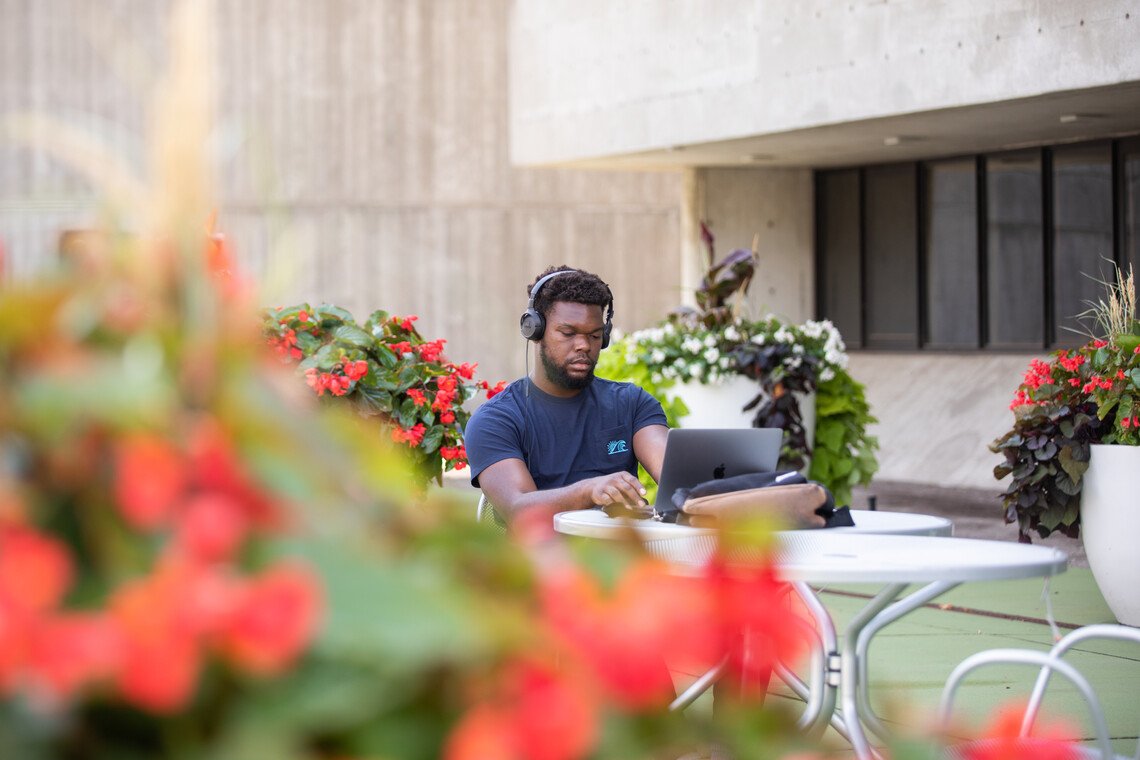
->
[607, 439, 629, 455]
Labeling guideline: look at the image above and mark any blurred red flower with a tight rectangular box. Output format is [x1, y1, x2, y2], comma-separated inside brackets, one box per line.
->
[444, 658, 597, 760]
[964, 703, 1079, 760]
[114, 435, 188, 530]
[540, 559, 717, 709]
[216, 564, 322, 676]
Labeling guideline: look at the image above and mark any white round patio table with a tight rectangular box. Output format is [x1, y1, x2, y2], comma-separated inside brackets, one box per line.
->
[552, 507, 953, 540]
[553, 511, 1066, 760]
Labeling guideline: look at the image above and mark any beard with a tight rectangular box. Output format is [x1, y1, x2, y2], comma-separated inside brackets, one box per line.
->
[539, 343, 595, 391]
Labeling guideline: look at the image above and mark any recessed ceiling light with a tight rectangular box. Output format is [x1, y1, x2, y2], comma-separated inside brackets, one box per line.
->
[1059, 113, 1105, 123]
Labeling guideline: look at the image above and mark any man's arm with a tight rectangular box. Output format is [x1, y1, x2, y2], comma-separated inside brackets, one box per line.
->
[632, 423, 668, 484]
[478, 457, 651, 523]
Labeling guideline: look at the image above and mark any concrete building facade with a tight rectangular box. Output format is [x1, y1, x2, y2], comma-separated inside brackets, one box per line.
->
[510, 0, 1140, 493]
[0, 0, 683, 391]
[6, 0, 1140, 501]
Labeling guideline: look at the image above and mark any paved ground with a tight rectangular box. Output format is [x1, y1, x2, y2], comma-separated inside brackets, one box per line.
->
[852, 480, 1088, 567]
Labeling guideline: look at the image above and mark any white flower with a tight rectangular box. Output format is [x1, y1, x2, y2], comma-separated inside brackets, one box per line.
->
[724, 325, 740, 341]
[792, 344, 804, 355]
[689, 364, 701, 378]
[820, 368, 835, 382]
[751, 334, 766, 345]
[681, 337, 702, 354]
[703, 347, 720, 363]
[703, 335, 716, 348]
[651, 349, 666, 364]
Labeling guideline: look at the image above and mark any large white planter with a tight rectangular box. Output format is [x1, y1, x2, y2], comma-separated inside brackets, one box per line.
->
[1082, 444, 1140, 626]
[671, 377, 815, 455]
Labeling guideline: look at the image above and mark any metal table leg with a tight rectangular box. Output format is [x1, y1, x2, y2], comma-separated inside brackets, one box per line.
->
[840, 583, 909, 760]
[854, 580, 960, 742]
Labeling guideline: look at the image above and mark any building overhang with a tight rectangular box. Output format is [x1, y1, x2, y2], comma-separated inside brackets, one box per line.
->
[516, 81, 1140, 171]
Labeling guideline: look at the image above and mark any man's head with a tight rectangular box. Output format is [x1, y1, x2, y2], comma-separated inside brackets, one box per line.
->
[521, 266, 613, 392]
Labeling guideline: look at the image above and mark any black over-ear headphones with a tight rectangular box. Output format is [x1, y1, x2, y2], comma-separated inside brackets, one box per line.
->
[519, 269, 614, 348]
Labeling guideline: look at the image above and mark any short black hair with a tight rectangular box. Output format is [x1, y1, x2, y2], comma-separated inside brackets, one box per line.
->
[528, 265, 612, 318]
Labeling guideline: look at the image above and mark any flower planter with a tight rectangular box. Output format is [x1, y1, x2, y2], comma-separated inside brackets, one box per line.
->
[1082, 444, 1140, 626]
[671, 377, 815, 459]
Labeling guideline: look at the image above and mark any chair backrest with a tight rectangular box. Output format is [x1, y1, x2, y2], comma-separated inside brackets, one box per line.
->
[940, 648, 1113, 758]
[1021, 623, 1140, 747]
[475, 492, 508, 534]
[937, 624, 1140, 760]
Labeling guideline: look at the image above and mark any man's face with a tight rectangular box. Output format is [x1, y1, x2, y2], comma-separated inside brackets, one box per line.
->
[537, 301, 605, 391]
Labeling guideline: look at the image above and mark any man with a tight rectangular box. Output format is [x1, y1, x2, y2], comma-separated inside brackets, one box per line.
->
[464, 266, 669, 523]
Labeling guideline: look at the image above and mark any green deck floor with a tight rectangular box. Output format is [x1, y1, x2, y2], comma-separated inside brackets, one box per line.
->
[774, 567, 1139, 756]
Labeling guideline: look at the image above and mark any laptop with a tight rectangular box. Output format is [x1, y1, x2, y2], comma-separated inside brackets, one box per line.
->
[652, 427, 783, 510]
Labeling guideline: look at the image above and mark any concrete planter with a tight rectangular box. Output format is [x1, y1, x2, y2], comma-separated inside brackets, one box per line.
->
[1082, 444, 1140, 626]
[671, 376, 815, 463]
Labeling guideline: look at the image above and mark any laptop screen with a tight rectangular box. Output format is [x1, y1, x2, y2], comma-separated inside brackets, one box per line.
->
[653, 428, 783, 508]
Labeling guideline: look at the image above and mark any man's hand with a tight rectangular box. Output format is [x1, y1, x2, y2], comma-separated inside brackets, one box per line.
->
[584, 471, 652, 516]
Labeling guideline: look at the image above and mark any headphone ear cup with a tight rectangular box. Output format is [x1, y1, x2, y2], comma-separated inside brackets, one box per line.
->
[519, 308, 545, 342]
[602, 321, 612, 350]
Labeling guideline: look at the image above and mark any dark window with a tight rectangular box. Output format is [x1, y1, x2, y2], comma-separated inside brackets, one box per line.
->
[863, 163, 918, 349]
[1123, 138, 1140, 282]
[816, 170, 862, 347]
[1052, 142, 1114, 346]
[924, 158, 978, 348]
[814, 134, 1139, 352]
[986, 151, 1044, 349]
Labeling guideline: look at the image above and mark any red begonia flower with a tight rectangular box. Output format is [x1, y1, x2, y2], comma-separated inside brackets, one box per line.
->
[174, 493, 249, 563]
[114, 435, 188, 530]
[445, 659, 597, 760]
[702, 554, 810, 699]
[540, 560, 718, 709]
[188, 419, 281, 529]
[0, 527, 73, 614]
[964, 702, 1079, 760]
[27, 612, 123, 700]
[217, 564, 322, 676]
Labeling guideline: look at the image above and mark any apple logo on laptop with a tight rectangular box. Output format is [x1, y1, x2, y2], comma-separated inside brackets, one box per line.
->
[713, 463, 726, 480]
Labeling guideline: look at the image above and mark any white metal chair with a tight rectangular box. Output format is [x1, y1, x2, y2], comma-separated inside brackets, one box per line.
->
[475, 492, 508, 533]
[939, 624, 1140, 760]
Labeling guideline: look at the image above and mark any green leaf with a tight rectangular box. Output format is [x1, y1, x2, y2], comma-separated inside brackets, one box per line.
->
[814, 419, 845, 452]
[1062, 498, 1080, 527]
[1040, 502, 1064, 530]
[421, 424, 444, 453]
[1055, 472, 1082, 496]
[279, 538, 495, 669]
[332, 323, 374, 348]
[316, 303, 355, 323]
[1057, 444, 1089, 482]
[1117, 334, 1140, 353]
[1097, 397, 1118, 420]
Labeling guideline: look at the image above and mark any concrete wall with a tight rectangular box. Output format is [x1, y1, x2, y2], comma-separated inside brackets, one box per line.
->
[511, 0, 1140, 164]
[0, 0, 684, 386]
[849, 353, 1041, 491]
[692, 168, 814, 323]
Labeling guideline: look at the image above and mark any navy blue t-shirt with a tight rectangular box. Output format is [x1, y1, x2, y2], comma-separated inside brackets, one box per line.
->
[464, 377, 667, 489]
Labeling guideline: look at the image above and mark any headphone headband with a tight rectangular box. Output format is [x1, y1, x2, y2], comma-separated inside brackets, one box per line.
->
[519, 269, 614, 348]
